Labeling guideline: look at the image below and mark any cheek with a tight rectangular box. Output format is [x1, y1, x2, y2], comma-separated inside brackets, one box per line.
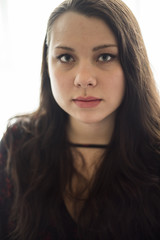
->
[49, 69, 72, 99]
[48, 68, 61, 97]
[114, 73, 125, 95]
[50, 79, 64, 101]
[106, 69, 125, 101]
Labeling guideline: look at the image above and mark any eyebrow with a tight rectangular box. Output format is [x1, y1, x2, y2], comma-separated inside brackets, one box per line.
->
[55, 44, 118, 52]
[93, 44, 118, 51]
[55, 46, 75, 51]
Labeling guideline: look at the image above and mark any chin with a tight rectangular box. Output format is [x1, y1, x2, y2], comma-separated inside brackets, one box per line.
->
[74, 111, 116, 125]
[74, 115, 108, 125]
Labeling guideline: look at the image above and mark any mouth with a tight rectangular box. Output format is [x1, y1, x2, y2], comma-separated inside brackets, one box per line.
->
[73, 96, 102, 108]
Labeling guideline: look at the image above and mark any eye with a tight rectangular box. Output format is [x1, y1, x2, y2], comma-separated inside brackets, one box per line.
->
[98, 53, 115, 62]
[57, 54, 74, 63]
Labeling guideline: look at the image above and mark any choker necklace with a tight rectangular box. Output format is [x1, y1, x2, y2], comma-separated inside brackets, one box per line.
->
[68, 142, 108, 149]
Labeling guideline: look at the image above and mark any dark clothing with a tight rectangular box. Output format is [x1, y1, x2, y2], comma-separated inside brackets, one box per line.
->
[0, 130, 78, 240]
[1, 124, 160, 240]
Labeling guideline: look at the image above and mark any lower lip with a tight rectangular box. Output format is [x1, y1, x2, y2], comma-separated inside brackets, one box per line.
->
[73, 100, 101, 108]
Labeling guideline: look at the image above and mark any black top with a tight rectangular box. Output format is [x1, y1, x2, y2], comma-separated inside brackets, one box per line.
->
[0, 128, 78, 240]
[1, 124, 160, 240]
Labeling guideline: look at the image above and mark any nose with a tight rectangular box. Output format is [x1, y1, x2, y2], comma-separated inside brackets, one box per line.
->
[74, 66, 97, 88]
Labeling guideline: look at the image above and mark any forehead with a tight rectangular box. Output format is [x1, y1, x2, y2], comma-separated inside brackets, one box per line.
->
[49, 11, 117, 48]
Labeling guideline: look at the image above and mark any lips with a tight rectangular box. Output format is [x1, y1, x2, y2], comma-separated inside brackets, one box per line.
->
[73, 96, 102, 108]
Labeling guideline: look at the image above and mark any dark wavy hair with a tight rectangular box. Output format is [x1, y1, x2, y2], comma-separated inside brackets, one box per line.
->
[4, 0, 160, 239]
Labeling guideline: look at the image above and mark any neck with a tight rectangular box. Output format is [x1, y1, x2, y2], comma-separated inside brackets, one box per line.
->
[67, 117, 115, 145]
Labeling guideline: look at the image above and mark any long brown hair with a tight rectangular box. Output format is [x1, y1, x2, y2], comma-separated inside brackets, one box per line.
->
[4, 0, 160, 239]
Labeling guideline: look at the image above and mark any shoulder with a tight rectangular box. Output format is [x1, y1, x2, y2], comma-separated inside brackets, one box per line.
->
[0, 127, 15, 238]
[2, 118, 35, 154]
[0, 118, 38, 238]
[0, 118, 33, 182]
[0, 122, 24, 203]
[0, 140, 11, 203]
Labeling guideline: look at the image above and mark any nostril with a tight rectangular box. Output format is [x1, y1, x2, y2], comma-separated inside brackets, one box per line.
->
[74, 76, 97, 88]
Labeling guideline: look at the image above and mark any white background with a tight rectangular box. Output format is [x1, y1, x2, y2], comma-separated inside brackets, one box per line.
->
[0, 0, 160, 138]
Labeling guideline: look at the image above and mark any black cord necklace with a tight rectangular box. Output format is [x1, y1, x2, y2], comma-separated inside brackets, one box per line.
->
[68, 142, 108, 149]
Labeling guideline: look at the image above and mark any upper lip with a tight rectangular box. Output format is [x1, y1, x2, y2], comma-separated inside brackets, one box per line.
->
[73, 96, 101, 101]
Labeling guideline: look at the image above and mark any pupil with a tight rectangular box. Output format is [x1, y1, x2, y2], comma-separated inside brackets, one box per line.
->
[65, 55, 70, 61]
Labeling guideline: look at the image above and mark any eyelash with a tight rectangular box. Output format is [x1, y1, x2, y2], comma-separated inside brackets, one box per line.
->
[56, 53, 116, 64]
[98, 53, 116, 62]
[56, 54, 74, 63]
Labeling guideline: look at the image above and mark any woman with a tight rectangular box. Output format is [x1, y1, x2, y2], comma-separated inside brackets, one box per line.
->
[0, 0, 160, 239]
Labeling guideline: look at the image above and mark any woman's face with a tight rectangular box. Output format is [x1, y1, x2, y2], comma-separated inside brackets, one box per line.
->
[48, 12, 125, 125]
